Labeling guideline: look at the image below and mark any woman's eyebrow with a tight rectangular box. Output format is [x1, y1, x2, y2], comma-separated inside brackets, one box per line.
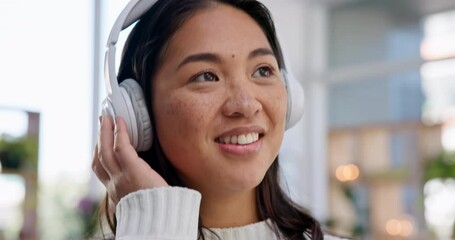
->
[248, 48, 275, 59]
[176, 53, 222, 70]
[176, 48, 275, 70]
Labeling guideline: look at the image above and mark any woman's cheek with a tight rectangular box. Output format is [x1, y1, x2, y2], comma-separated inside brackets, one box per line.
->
[268, 87, 288, 127]
[160, 92, 217, 137]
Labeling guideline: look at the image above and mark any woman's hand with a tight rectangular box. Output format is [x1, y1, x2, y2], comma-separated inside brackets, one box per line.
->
[92, 116, 168, 205]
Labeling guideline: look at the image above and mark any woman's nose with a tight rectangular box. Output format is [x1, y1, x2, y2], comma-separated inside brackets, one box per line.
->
[221, 83, 263, 118]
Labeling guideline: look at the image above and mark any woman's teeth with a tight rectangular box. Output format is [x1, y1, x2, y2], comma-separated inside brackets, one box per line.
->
[219, 133, 260, 145]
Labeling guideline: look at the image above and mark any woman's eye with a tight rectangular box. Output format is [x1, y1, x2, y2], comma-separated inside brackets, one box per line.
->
[192, 71, 219, 82]
[252, 66, 273, 78]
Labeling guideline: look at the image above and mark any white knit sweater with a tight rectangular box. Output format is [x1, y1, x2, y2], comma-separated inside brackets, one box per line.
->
[115, 187, 344, 240]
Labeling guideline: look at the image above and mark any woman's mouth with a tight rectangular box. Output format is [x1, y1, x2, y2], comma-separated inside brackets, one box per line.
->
[214, 127, 265, 156]
[215, 132, 263, 156]
[215, 132, 261, 145]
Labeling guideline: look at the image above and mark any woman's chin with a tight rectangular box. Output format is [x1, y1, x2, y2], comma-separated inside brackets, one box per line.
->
[220, 171, 267, 194]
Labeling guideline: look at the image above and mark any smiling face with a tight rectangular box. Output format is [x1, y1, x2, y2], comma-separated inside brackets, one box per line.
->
[152, 3, 287, 195]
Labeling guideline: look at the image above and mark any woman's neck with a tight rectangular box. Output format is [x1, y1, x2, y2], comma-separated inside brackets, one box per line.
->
[199, 189, 259, 228]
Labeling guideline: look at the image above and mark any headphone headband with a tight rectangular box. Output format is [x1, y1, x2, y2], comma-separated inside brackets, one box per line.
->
[102, 0, 158, 151]
[105, 0, 158, 96]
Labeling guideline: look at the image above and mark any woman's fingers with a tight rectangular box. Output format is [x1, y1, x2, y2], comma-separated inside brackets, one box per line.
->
[98, 115, 121, 175]
[92, 115, 169, 205]
[113, 117, 141, 170]
[114, 117, 168, 187]
[92, 144, 110, 184]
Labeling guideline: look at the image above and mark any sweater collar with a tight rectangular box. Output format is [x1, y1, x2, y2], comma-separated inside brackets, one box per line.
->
[202, 219, 280, 240]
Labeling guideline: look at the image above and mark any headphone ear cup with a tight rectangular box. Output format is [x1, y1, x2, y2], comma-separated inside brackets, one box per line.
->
[120, 79, 153, 151]
[283, 70, 305, 129]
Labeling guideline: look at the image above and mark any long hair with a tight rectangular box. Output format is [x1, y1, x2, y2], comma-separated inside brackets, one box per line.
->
[101, 0, 323, 239]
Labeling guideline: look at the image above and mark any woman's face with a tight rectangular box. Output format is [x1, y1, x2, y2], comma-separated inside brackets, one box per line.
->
[152, 4, 287, 195]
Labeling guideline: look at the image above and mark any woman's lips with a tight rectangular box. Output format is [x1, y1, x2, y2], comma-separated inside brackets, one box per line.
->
[216, 138, 263, 156]
[215, 126, 265, 156]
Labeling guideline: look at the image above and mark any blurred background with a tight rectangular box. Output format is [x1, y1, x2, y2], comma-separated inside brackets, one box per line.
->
[1, 0, 455, 239]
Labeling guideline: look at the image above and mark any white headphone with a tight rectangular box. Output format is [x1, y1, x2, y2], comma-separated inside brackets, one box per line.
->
[102, 0, 305, 152]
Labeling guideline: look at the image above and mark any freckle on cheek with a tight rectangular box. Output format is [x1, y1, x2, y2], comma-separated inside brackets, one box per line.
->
[194, 101, 208, 122]
[272, 93, 287, 114]
[165, 103, 178, 116]
[164, 97, 216, 134]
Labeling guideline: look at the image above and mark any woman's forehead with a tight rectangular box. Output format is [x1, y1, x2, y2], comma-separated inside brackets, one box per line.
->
[163, 4, 272, 62]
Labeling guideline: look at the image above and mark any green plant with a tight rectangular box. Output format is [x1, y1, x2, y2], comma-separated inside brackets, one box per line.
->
[0, 134, 38, 170]
[424, 151, 455, 182]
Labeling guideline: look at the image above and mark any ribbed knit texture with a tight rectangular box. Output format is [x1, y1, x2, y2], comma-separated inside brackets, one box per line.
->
[116, 187, 201, 240]
[115, 187, 346, 240]
[202, 219, 280, 240]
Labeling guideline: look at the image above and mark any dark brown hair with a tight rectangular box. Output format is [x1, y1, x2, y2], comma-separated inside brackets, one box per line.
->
[102, 0, 323, 239]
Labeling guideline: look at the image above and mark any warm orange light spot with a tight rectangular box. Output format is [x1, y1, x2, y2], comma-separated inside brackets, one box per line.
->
[335, 164, 360, 182]
[385, 218, 414, 237]
[400, 220, 414, 237]
[386, 219, 401, 236]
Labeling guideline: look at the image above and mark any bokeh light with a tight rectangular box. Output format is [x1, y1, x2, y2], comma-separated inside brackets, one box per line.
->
[335, 164, 360, 182]
[385, 217, 414, 237]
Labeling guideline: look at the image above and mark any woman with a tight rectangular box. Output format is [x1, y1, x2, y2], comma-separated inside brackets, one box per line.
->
[92, 0, 343, 239]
